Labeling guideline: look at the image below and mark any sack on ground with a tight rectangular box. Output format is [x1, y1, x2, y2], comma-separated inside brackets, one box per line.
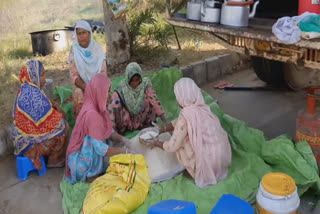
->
[82, 154, 151, 214]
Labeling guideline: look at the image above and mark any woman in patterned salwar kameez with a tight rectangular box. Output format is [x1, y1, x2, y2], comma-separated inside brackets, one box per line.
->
[12, 60, 69, 170]
[68, 20, 107, 117]
[151, 78, 232, 188]
[108, 62, 167, 134]
[65, 73, 134, 184]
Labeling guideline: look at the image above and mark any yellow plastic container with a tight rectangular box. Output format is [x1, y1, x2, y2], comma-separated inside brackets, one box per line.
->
[256, 172, 300, 214]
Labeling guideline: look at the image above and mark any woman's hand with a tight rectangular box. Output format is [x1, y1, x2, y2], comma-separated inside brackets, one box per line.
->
[75, 77, 86, 92]
[121, 137, 133, 148]
[52, 102, 67, 119]
[158, 123, 174, 134]
[110, 132, 133, 148]
[153, 140, 164, 150]
[105, 147, 126, 157]
[125, 146, 140, 155]
[146, 138, 164, 150]
[159, 126, 166, 134]
[52, 102, 61, 111]
[160, 114, 168, 126]
[105, 145, 140, 157]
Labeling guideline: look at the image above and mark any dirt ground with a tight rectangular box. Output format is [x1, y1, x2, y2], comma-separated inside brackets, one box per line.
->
[0, 38, 231, 130]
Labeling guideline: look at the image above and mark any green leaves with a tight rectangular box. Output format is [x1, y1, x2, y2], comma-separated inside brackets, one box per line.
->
[127, 8, 173, 54]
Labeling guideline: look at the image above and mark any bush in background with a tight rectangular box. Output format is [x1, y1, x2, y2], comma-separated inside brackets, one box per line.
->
[127, 2, 174, 55]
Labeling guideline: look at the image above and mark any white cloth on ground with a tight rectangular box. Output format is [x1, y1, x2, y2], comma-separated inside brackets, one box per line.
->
[131, 132, 185, 183]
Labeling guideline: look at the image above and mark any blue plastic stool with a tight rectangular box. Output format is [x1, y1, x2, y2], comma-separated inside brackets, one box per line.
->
[210, 194, 254, 214]
[16, 155, 47, 181]
[148, 199, 197, 214]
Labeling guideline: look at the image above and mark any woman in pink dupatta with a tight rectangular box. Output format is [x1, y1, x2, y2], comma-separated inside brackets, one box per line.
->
[152, 78, 232, 188]
[65, 73, 132, 184]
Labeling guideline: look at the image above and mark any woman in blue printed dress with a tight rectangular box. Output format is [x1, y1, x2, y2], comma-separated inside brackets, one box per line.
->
[65, 73, 133, 184]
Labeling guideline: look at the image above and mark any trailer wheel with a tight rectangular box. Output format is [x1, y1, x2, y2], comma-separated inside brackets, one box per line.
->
[284, 63, 320, 90]
[251, 56, 287, 87]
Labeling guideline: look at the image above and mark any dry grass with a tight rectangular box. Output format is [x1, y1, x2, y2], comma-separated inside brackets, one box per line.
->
[0, 1, 229, 130]
[133, 29, 229, 70]
[0, 0, 104, 34]
[0, 0, 104, 129]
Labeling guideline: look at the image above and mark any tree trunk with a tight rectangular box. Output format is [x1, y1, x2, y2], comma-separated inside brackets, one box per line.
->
[102, 0, 130, 69]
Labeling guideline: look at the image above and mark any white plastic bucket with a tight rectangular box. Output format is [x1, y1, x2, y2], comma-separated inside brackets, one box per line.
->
[256, 182, 300, 214]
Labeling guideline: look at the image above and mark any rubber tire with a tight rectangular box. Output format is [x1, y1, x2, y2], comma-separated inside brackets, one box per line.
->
[251, 56, 287, 87]
[284, 63, 320, 91]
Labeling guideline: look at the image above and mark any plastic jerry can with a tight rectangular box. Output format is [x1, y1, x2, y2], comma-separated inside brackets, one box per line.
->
[299, 0, 320, 15]
[296, 87, 320, 171]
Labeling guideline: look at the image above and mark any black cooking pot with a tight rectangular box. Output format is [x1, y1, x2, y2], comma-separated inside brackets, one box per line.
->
[29, 28, 73, 56]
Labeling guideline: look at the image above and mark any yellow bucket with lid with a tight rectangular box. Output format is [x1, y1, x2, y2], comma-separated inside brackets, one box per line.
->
[256, 172, 300, 214]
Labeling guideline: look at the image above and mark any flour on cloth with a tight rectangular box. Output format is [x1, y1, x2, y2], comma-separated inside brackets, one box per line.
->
[132, 132, 185, 182]
[140, 131, 158, 140]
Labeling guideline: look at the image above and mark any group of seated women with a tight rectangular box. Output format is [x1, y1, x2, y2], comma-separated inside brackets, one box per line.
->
[11, 20, 231, 188]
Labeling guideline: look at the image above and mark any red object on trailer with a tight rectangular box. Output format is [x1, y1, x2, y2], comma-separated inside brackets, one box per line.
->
[296, 87, 320, 172]
[299, 0, 320, 15]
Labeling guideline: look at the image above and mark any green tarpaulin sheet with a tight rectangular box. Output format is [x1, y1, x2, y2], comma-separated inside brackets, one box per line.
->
[57, 68, 320, 214]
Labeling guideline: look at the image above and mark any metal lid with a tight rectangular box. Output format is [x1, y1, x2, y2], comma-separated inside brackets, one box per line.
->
[261, 172, 296, 196]
[29, 28, 73, 34]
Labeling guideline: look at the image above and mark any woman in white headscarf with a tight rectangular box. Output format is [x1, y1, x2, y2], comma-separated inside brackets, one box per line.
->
[69, 20, 107, 117]
[151, 78, 232, 188]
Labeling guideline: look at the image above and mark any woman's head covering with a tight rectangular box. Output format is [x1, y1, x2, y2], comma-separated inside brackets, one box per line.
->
[174, 78, 205, 108]
[19, 59, 43, 87]
[174, 78, 231, 188]
[125, 62, 143, 83]
[69, 20, 105, 84]
[116, 62, 152, 115]
[12, 60, 66, 156]
[66, 73, 113, 177]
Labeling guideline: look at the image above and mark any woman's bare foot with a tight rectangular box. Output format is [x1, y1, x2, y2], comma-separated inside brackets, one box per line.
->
[183, 169, 192, 179]
[47, 159, 65, 168]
